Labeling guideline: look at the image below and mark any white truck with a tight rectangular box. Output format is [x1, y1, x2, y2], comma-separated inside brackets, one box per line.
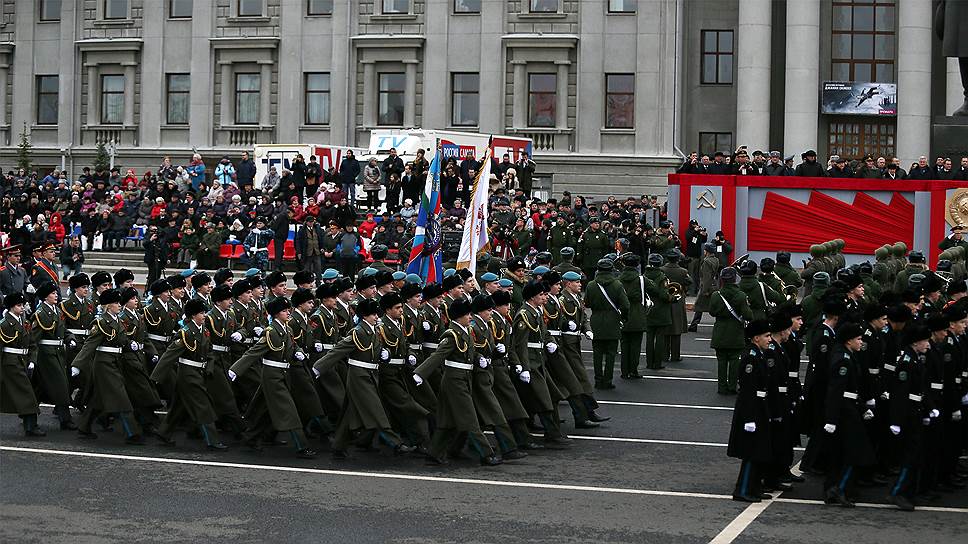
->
[252, 144, 367, 189]
[364, 129, 533, 166]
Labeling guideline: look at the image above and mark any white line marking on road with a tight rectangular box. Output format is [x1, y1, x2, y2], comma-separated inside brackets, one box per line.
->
[708, 462, 802, 544]
[597, 400, 732, 411]
[565, 435, 729, 447]
[642, 375, 718, 382]
[4, 446, 962, 514]
[695, 338, 711, 341]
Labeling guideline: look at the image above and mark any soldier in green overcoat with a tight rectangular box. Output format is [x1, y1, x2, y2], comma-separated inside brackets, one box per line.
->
[228, 278, 262, 411]
[202, 284, 245, 436]
[400, 283, 437, 415]
[62, 273, 95, 407]
[661, 250, 692, 363]
[415, 298, 502, 465]
[774, 252, 803, 293]
[738, 261, 786, 321]
[117, 286, 163, 433]
[73, 289, 144, 443]
[690, 243, 722, 331]
[801, 245, 826, 296]
[143, 279, 179, 386]
[553, 247, 584, 280]
[231, 297, 317, 459]
[153, 299, 227, 450]
[314, 299, 412, 459]
[710, 268, 754, 394]
[801, 272, 832, 329]
[287, 288, 329, 437]
[29, 282, 75, 429]
[309, 282, 346, 422]
[643, 254, 673, 370]
[500, 256, 528, 311]
[1, 293, 44, 436]
[547, 216, 575, 264]
[577, 217, 611, 279]
[894, 251, 927, 292]
[559, 272, 609, 422]
[585, 259, 630, 388]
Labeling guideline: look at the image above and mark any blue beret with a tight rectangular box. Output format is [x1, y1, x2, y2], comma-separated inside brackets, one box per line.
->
[443, 268, 457, 278]
[244, 268, 261, 277]
[392, 271, 407, 281]
[480, 272, 499, 282]
[361, 267, 379, 277]
[533, 266, 550, 275]
[405, 273, 423, 284]
[562, 271, 582, 281]
[498, 278, 513, 288]
[180, 268, 196, 277]
[321, 269, 340, 280]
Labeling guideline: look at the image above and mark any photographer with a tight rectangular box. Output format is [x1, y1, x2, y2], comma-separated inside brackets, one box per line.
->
[684, 220, 708, 295]
[143, 226, 169, 287]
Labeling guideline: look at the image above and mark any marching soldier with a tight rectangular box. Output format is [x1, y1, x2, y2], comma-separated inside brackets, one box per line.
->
[314, 298, 413, 459]
[117, 286, 163, 434]
[287, 287, 329, 438]
[710, 268, 753, 395]
[378, 292, 431, 451]
[643, 254, 672, 370]
[738, 260, 785, 321]
[29, 281, 75, 430]
[308, 282, 346, 422]
[559, 271, 609, 422]
[73, 288, 145, 444]
[265, 271, 288, 305]
[415, 298, 502, 465]
[90, 271, 114, 305]
[501, 256, 527, 310]
[62, 273, 95, 405]
[230, 297, 317, 459]
[774, 252, 802, 293]
[153, 299, 228, 450]
[399, 283, 436, 414]
[800, 298, 846, 474]
[801, 245, 826, 295]
[585, 259, 630, 388]
[191, 272, 213, 305]
[727, 319, 773, 503]
[661, 250, 691, 363]
[228, 278, 261, 411]
[1, 292, 44, 436]
[334, 278, 355, 337]
[617, 254, 650, 381]
[204, 284, 246, 436]
[144, 279, 179, 383]
[886, 324, 932, 511]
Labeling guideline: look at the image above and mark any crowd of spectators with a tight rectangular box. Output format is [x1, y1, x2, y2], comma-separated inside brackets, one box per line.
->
[677, 147, 968, 181]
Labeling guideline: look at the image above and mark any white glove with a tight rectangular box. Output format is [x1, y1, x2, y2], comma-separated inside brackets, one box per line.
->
[68, 339, 77, 349]
[823, 423, 837, 434]
[413, 374, 424, 386]
[519, 370, 531, 384]
[479, 356, 489, 369]
[743, 422, 756, 433]
[889, 425, 901, 435]
[952, 410, 962, 422]
[151, 355, 159, 364]
[294, 351, 306, 361]
[26, 283, 36, 294]
[495, 343, 506, 354]
[881, 391, 890, 400]
[230, 332, 243, 342]
[963, 393, 968, 405]
[422, 321, 431, 331]
[567, 320, 577, 331]
[228, 370, 237, 381]
[513, 364, 524, 374]
[929, 409, 940, 418]
[130, 341, 139, 351]
[862, 409, 874, 421]
[71, 366, 80, 377]
[253, 326, 264, 337]
[27, 362, 35, 371]
[921, 417, 931, 426]
[546, 342, 558, 354]
[408, 354, 417, 366]
[866, 399, 876, 407]
[380, 349, 390, 361]
[314, 342, 323, 352]
[312, 367, 320, 378]
[585, 331, 594, 340]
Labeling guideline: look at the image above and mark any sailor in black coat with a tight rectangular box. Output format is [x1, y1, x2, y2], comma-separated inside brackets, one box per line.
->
[727, 319, 774, 503]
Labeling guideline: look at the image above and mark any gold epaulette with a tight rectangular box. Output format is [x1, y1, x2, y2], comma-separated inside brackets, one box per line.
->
[181, 329, 197, 351]
[60, 301, 80, 321]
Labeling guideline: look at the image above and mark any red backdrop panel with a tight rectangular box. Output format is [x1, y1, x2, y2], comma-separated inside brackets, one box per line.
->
[747, 190, 914, 254]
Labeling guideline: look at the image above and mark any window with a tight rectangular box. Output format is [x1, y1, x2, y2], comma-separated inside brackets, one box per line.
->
[382, 0, 409, 14]
[451, 73, 480, 126]
[605, 74, 634, 129]
[40, 0, 62, 21]
[235, 73, 261, 125]
[828, 119, 895, 158]
[104, 0, 128, 19]
[170, 0, 192, 18]
[101, 75, 124, 124]
[166, 74, 190, 125]
[528, 73, 556, 128]
[238, 0, 262, 17]
[378, 73, 406, 126]
[36, 76, 59, 125]
[530, 0, 558, 13]
[699, 132, 733, 156]
[701, 30, 733, 84]
[831, 0, 896, 83]
[454, 0, 480, 13]
[307, 0, 333, 15]
[305, 73, 331, 125]
[608, 0, 636, 13]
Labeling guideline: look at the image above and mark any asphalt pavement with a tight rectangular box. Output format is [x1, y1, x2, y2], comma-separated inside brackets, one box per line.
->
[1, 323, 966, 543]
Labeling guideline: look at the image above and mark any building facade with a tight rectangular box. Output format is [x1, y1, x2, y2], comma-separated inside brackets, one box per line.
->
[0, 0, 959, 200]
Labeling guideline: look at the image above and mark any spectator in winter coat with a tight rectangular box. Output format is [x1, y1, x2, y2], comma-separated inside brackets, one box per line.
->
[187, 153, 206, 191]
[49, 213, 66, 243]
[60, 236, 84, 279]
[339, 150, 361, 203]
[215, 156, 236, 187]
[261, 166, 280, 193]
[237, 151, 256, 187]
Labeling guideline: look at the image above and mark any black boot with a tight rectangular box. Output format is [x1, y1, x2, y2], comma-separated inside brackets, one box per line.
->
[23, 415, 46, 437]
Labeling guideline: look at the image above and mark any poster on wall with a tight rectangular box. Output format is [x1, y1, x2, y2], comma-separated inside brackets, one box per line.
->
[821, 82, 897, 116]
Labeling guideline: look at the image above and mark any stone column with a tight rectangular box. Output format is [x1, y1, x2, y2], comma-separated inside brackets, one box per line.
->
[896, 0, 933, 167]
[512, 61, 526, 128]
[259, 62, 272, 127]
[735, 0, 772, 150]
[783, 0, 820, 157]
[0, 64, 7, 128]
[362, 61, 376, 126]
[219, 62, 232, 126]
[87, 65, 98, 125]
[404, 61, 417, 127]
[948, 58, 965, 114]
[555, 60, 569, 129]
[123, 63, 136, 127]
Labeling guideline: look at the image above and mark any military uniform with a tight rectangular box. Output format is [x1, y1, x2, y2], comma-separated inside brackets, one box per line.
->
[739, 274, 785, 321]
[642, 264, 672, 370]
[488, 309, 536, 448]
[577, 226, 611, 278]
[118, 305, 163, 430]
[558, 288, 602, 418]
[727, 343, 772, 501]
[378, 315, 430, 448]
[543, 291, 596, 426]
[30, 299, 74, 427]
[710, 282, 753, 394]
[508, 302, 567, 442]
[661, 261, 691, 362]
[204, 306, 245, 434]
[309, 304, 346, 420]
[469, 313, 522, 456]
[799, 322, 837, 472]
[62, 291, 95, 405]
[288, 307, 328, 434]
[691, 253, 721, 328]
[584, 267, 630, 387]
[618, 267, 649, 379]
[0, 309, 42, 434]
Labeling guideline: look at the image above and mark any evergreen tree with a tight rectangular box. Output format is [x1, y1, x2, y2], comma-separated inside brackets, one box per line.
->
[94, 142, 110, 172]
[16, 122, 32, 171]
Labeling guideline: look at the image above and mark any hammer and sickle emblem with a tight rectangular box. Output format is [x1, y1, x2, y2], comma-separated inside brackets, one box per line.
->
[696, 189, 717, 210]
